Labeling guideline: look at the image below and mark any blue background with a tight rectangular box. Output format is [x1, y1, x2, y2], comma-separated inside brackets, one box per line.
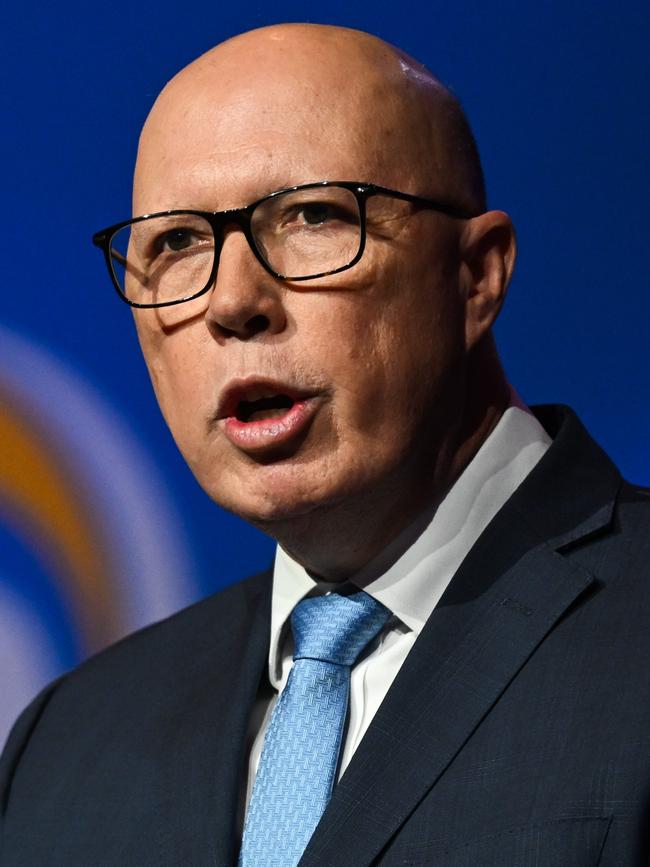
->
[1, 0, 648, 649]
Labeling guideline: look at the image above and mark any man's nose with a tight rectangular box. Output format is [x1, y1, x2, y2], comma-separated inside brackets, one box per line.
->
[205, 227, 287, 341]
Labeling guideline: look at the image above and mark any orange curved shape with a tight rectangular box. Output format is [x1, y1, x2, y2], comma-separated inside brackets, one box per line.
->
[0, 387, 122, 652]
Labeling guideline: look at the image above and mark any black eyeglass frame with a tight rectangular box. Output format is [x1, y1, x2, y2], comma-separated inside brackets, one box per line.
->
[92, 180, 477, 309]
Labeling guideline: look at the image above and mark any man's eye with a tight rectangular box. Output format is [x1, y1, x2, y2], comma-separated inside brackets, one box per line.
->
[159, 229, 196, 252]
[291, 202, 358, 228]
[299, 203, 333, 225]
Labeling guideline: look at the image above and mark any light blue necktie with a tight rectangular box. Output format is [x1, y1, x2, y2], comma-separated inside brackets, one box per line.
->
[239, 590, 390, 867]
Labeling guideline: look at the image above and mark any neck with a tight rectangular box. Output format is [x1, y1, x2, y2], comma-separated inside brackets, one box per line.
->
[268, 347, 509, 581]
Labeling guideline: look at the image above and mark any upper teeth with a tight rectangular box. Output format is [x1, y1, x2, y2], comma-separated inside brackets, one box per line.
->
[242, 386, 290, 402]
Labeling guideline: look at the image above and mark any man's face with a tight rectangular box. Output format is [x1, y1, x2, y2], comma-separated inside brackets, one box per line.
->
[132, 37, 469, 534]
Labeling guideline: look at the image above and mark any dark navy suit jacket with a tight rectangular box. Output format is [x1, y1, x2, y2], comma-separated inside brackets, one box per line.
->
[1, 406, 649, 866]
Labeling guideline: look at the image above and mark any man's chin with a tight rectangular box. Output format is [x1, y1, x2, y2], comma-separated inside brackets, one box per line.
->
[229, 495, 327, 534]
[199, 455, 345, 529]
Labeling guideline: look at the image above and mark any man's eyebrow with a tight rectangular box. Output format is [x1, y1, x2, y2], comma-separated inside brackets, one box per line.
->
[256, 179, 329, 198]
[205, 180, 321, 211]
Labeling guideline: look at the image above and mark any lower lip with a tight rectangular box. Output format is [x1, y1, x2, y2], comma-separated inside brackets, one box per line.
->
[222, 398, 319, 453]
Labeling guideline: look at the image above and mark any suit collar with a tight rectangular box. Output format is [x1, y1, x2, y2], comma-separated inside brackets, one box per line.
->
[300, 404, 621, 867]
[512, 404, 620, 549]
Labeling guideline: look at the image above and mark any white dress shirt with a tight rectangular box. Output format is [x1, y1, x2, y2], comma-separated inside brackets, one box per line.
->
[244, 391, 552, 811]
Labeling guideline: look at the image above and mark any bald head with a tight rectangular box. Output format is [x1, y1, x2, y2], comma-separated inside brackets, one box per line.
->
[135, 24, 485, 217]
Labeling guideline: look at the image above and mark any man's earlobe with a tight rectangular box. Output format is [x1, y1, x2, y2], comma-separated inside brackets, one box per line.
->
[460, 210, 517, 349]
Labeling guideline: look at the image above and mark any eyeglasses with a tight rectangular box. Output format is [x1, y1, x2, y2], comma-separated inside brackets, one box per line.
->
[92, 181, 475, 308]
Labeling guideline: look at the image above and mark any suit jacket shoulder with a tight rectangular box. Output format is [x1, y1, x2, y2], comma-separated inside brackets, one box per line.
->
[1, 570, 272, 867]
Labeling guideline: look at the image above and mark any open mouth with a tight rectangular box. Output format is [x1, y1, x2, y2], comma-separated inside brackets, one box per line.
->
[219, 379, 321, 452]
[218, 379, 313, 424]
[236, 393, 295, 423]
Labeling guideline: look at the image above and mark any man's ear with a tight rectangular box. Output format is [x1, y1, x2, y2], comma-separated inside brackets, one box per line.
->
[459, 210, 516, 350]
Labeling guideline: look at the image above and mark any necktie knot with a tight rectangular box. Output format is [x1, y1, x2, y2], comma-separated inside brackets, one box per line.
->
[291, 590, 390, 666]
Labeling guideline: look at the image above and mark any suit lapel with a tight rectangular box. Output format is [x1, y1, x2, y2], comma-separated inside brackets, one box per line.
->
[154, 571, 272, 867]
[300, 406, 621, 867]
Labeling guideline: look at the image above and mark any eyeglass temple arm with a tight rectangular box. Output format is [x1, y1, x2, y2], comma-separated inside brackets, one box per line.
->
[366, 184, 477, 220]
[110, 247, 127, 267]
[108, 246, 150, 287]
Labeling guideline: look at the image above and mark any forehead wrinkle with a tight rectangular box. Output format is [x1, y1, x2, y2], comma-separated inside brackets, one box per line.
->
[136, 126, 333, 213]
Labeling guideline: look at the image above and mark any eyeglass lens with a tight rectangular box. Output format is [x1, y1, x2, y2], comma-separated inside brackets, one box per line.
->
[109, 185, 363, 306]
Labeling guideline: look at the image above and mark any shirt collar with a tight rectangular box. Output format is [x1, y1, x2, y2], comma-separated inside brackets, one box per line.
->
[269, 388, 551, 685]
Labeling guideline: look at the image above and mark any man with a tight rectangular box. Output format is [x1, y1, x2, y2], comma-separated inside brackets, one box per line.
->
[1, 23, 648, 866]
